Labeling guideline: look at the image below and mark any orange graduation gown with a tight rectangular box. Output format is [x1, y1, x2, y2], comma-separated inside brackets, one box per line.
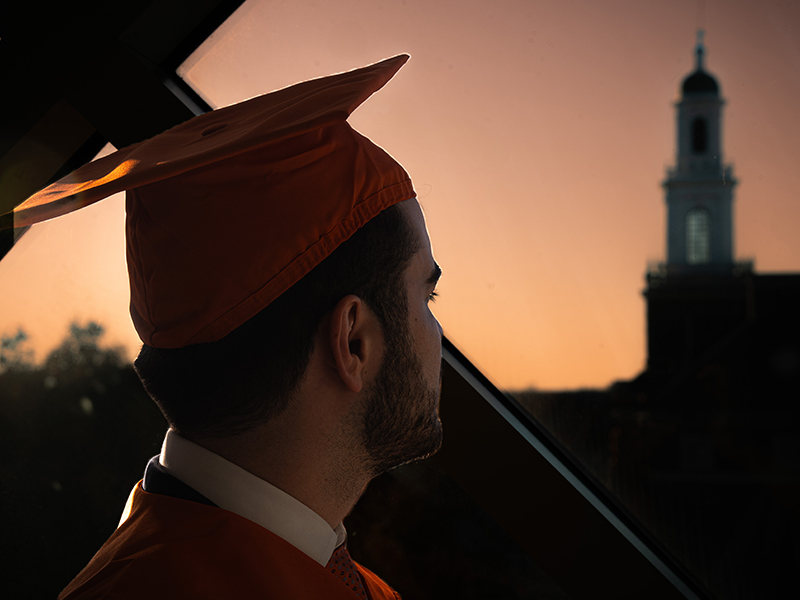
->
[59, 482, 400, 600]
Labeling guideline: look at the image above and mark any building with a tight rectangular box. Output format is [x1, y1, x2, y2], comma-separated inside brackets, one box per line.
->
[521, 33, 800, 599]
[645, 32, 800, 390]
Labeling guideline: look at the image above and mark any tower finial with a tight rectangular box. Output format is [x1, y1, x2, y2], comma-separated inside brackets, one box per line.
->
[695, 29, 706, 71]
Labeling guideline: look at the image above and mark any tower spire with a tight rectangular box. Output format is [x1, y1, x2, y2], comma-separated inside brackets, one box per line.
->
[695, 29, 706, 71]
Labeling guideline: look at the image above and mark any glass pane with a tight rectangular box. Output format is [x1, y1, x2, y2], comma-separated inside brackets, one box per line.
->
[0, 147, 167, 599]
[178, 2, 800, 599]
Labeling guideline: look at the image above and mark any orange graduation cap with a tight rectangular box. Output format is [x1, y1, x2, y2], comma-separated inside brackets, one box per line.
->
[5, 55, 415, 349]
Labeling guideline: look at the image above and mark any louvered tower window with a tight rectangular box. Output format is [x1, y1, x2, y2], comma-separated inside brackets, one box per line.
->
[692, 117, 708, 153]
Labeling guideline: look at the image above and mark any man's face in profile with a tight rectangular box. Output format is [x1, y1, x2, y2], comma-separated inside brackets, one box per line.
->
[360, 199, 443, 474]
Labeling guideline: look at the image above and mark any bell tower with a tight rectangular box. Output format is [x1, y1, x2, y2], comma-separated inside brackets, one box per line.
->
[645, 32, 750, 373]
[663, 31, 736, 272]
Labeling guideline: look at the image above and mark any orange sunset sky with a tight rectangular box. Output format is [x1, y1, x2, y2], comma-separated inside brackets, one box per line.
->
[1, 0, 799, 391]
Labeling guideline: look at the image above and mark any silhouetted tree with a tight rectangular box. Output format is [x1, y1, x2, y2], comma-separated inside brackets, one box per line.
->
[0, 328, 33, 372]
[0, 321, 166, 600]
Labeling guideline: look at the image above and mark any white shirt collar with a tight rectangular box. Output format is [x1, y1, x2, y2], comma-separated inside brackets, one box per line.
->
[158, 429, 345, 566]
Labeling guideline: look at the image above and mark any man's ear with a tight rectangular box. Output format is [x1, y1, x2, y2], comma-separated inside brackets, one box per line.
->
[328, 295, 380, 393]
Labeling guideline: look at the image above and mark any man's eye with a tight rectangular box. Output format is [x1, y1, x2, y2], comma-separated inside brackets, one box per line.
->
[428, 291, 439, 303]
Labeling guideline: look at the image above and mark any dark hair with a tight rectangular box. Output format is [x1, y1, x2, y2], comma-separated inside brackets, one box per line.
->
[134, 202, 419, 439]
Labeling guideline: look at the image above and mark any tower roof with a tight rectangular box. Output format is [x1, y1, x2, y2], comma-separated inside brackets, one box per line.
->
[682, 70, 719, 95]
[681, 30, 719, 96]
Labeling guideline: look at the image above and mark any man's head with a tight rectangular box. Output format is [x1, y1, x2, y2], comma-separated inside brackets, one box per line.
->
[136, 198, 443, 474]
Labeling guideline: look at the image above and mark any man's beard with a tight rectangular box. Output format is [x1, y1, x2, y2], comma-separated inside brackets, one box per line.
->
[360, 325, 443, 476]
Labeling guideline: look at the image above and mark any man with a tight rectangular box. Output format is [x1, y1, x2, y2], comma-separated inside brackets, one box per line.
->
[8, 55, 442, 598]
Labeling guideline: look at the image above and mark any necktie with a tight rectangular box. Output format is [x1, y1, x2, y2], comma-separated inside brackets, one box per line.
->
[327, 545, 369, 600]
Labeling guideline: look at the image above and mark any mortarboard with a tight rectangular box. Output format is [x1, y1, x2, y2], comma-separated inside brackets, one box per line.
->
[2, 55, 415, 349]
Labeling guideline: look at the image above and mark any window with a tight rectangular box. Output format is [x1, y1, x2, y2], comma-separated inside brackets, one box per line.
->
[692, 117, 708, 154]
[686, 209, 711, 264]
